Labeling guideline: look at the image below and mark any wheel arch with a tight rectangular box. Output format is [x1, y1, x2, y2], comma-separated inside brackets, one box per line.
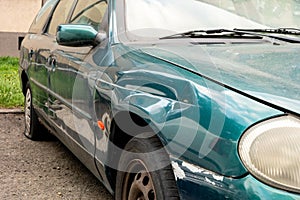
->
[20, 70, 29, 95]
[105, 110, 168, 192]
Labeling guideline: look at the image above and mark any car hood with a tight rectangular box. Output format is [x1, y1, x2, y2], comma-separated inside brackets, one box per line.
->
[140, 43, 300, 115]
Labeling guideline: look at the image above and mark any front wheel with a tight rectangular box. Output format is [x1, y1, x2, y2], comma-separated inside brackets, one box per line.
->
[115, 136, 180, 200]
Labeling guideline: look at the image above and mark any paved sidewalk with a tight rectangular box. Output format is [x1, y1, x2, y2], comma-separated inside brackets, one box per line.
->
[0, 108, 23, 114]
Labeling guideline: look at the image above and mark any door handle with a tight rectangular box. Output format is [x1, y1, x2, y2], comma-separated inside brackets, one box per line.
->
[51, 58, 56, 70]
[29, 49, 34, 60]
[47, 56, 57, 72]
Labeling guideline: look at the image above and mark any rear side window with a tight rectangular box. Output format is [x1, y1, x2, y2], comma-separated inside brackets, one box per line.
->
[47, 0, 75, 35]
[29, 0, 59, 33]
[70, 0, 108, 31]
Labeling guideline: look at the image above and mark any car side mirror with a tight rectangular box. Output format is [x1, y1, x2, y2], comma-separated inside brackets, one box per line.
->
[56, 24, 107, 47]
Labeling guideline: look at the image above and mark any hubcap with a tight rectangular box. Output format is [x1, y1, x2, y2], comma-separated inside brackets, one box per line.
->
[122, 160, 156, 200]
[24, 89, 31, 137]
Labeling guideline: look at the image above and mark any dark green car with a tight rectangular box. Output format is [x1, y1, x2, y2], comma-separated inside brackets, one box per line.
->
[19, 0, 300, 199]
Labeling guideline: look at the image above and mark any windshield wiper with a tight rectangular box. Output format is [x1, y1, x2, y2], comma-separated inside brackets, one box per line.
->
[234, 28, 300, 35]
[160, 28, 300, 43]
[233, 28, 300, 43]
[159, 29, 260, 40]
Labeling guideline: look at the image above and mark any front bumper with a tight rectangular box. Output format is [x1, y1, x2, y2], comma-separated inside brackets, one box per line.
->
[172, 160, 300, 200]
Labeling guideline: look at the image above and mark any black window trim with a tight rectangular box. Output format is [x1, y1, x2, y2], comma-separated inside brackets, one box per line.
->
[43, 0, 78, 36]
[28, 0, 59, 34]
[41, 0, 60, 35]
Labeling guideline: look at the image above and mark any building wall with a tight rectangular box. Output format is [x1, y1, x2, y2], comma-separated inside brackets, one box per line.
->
[0, 32, 26, 57]
[0, 0, 43, 57]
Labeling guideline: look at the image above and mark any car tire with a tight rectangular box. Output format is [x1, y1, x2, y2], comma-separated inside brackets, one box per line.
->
[115, 135, 180, 200]
[24, 83, 45, 140]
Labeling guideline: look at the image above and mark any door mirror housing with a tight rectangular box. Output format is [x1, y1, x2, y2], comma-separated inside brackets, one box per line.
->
[56, 24, 106, 47]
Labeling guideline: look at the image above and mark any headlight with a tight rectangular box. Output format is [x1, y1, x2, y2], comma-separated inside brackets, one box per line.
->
[239, 115, 300, 193]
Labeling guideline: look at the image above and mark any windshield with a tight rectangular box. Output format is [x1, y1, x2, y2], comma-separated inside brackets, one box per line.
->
[125, 0, 300, 38]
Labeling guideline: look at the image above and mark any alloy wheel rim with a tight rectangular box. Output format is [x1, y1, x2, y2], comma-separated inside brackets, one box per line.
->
[24, 89, 31, 137]
[122, 160, 156, 200]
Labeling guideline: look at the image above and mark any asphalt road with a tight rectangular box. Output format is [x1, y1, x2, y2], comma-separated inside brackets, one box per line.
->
[0, 113, 113, 200]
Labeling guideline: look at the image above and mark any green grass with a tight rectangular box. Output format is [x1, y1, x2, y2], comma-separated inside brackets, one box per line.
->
[0, 57, 24, 108]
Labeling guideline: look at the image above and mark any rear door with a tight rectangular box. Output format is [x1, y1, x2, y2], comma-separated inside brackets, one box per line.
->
[21, 0, 59, 116]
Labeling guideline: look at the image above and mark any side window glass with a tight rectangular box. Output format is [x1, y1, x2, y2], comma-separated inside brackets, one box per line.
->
[47, 0, 75, 35]
[29, 0, 59, 33]
[70, 0, 108, 31]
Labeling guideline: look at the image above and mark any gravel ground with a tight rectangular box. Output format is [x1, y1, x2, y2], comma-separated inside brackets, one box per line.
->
[0, 113, 113, 200]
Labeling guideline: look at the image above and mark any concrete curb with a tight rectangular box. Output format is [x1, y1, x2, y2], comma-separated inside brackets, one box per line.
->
[0, 109, 24, 114]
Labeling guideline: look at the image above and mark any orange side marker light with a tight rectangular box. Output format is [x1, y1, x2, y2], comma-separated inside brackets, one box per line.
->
[97, 121, 105, 130]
